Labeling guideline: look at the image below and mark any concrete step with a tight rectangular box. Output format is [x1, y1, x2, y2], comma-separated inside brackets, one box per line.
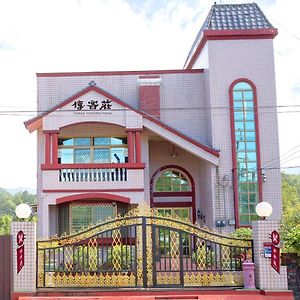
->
[14, 290, 295, 300]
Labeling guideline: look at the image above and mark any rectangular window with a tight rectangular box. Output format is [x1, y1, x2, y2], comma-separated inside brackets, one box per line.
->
[58, 136, 128, 164]
[70, 204, 115, 232]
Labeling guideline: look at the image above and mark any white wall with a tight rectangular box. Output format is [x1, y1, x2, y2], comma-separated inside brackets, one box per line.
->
[205, 38, 282, 221]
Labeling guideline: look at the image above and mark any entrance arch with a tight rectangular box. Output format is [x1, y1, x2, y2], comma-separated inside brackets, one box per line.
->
[150, 165, 196, 223]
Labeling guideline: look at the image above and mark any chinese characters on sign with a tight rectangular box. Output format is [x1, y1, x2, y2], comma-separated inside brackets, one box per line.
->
[72, 99, 112, 111]
[271, 230, 280, 245]
[16, 230, 25, 274]
[270, 230, 280, 274]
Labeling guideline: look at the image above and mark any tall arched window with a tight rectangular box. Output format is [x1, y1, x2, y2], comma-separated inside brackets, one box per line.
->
[230, 80, 262, 226]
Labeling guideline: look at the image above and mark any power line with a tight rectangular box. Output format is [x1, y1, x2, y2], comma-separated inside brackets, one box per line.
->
[270, 17, 300, 42]
[262, 145, 300, 168]
[1, 103, 300, 113]
[0, 106, 300, 117]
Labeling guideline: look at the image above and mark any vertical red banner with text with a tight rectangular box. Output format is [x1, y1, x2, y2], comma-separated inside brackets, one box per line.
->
[16, 230, 25, 274]
[271, 245, 280, 274]
[17, 245, 25, 274]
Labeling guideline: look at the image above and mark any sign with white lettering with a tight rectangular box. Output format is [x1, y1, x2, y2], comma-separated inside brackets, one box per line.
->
[271, 230, 280, 246]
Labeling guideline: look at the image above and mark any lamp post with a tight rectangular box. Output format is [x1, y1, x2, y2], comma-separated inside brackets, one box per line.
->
[15, 203, 32, 220]
[11, 203, 37, 292]
[255, 201, 273, 220]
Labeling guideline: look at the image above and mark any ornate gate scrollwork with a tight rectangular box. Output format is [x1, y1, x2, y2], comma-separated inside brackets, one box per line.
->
[36, 205, 253, 288]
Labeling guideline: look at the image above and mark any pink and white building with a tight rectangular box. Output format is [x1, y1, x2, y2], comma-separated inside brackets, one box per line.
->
[25, 3, 282, 238]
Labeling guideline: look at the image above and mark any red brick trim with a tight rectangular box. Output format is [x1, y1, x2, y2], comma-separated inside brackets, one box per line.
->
[125, 128, 142, 132]
[153, 191, 193, 197]
[41, 162, 145, 170]
[44, 132, 51, 164]
[127, 131, 134, 163]
[56, 193, 130, 205]
[43, 130, 59, 133]
[185, 28, 278, 69]
[139, 84, 161, 119]
[43, 188, 144, 193]
[135, 131, 141, 163]
[153, 202, 193, 208]
[15, 288, 288, 299]
[37, 69, 204, 77]
[60, 121, 125, 130]
[52, 132, 58, 165]
[139, 75, 161, 79]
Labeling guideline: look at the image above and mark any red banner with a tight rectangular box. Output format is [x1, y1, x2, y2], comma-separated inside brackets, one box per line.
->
[271, 230, 280, 246]
[271, 245, 280, 274]
[17, 245, 25, 274]
[16, 230, 25, 274]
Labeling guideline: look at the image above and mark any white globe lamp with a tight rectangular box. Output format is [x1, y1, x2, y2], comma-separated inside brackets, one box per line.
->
[255, 201, 273, 220]
[15, 203, 32, 219]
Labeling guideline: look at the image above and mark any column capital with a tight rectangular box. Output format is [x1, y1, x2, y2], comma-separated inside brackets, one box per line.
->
[125, 128, 143, 133]
[43, 130, 59, 134]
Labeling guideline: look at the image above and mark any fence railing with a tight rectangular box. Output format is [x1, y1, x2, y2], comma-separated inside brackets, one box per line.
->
[59, 168, 127, 182]
[36, 206, 253, 289]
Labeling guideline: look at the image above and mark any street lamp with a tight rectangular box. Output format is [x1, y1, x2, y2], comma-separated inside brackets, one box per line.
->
[15, 203, 32, 220]
[255, 201, 273, 220]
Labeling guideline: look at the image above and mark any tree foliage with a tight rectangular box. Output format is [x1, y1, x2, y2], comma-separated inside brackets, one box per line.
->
[0, 188, 36, 235]
[281, 173, 300, 254]
[230, 227, 253, 239]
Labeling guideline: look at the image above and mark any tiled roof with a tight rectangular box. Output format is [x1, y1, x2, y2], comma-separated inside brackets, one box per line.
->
[184, 2, 274, 68]
[205, 2, 273, 30]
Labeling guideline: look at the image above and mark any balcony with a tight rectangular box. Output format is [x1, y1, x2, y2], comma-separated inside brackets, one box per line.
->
[41, 163, 145, 191]
[59, 167, 127, 182]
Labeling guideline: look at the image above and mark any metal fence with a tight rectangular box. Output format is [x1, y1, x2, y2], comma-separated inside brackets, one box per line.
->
[36, 206, 253, 289]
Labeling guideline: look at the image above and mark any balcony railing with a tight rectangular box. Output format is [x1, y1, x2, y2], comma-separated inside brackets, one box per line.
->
[59, 168, 127, 182]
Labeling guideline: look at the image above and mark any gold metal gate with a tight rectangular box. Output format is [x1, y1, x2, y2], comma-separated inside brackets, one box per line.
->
[36, 205, 252, 288]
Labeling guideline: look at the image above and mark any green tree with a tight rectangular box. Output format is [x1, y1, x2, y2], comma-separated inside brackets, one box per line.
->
[281, 173, 300, 254]
[0, 214, 13, 235]
[230, 227, 253, 239]
[0, 188, 37, 235]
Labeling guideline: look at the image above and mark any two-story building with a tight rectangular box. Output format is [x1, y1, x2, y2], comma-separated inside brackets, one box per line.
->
[25, 2, 282, 239]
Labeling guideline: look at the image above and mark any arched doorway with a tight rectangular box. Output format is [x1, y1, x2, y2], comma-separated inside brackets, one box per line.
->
[150, 165, 195, 223]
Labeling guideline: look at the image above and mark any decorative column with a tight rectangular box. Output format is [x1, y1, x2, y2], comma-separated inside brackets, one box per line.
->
[44, 132, 51, 164]
[127, 131, 134, 163]
[11, 222, 36, 293]
[135, 130, 142, 163]
[252, 220, 288, 290]
[52, 132, 58, 165]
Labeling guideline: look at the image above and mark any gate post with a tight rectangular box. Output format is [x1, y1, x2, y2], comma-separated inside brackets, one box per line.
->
[252, 220, 288, 290]
[141, 216, 147, 288]
[11, 222, 36, 293]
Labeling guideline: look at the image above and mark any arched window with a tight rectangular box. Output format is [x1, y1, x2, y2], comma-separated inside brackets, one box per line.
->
[154, 169, 191, 192]
[231, 80, 261, 226]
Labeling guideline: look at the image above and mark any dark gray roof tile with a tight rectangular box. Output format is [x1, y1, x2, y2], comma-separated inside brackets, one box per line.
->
[207, 3, 273, 30]
[184, 2, 274, 67]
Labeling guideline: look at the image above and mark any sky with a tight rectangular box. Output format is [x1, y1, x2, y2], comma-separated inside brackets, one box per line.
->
[0, 0, 299, 190]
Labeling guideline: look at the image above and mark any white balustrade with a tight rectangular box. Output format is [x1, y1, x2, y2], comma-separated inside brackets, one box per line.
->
[59, 168, 127, 182]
